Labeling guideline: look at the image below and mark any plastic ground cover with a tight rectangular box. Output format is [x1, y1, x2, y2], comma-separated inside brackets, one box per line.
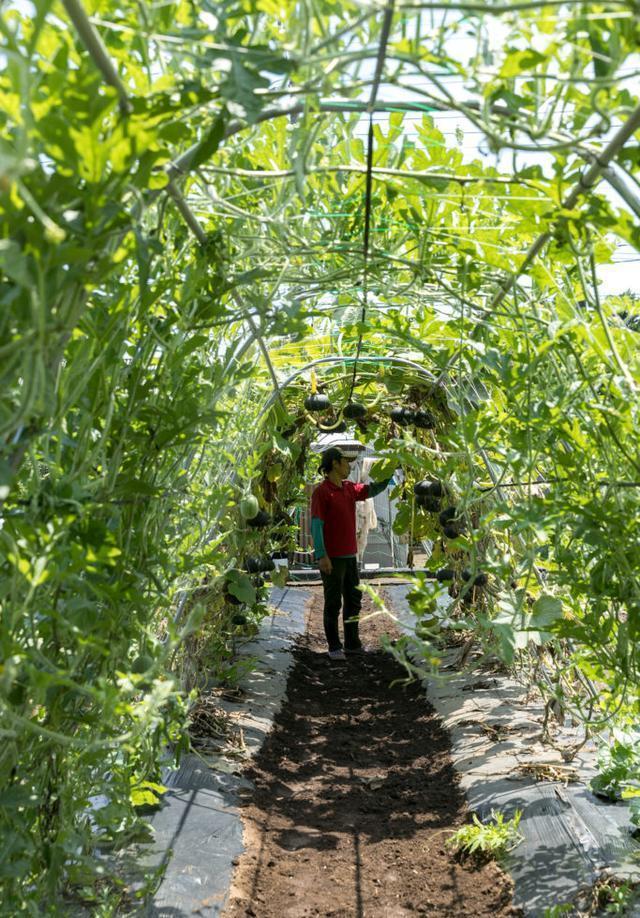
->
[385, 582, 640, 915]
[140, 588, 310, 916]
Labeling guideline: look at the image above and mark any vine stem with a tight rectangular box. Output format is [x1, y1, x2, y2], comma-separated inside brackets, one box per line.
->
[588, 249, 637, 392]
[202, 163, 538, 186]
[490, 98, 640, 313]
[60, 0, 131, 113]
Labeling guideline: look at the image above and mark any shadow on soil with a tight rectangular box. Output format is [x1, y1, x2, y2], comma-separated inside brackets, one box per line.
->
[226, 607, 519, 917]
[250, 645, 466, 842]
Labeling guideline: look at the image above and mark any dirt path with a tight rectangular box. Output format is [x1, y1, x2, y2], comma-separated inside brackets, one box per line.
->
[225, 587, 519, 917]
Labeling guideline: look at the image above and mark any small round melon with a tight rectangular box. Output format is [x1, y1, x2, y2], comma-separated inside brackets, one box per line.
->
[131, 654, 153, 674]
[239, 494, 260, 520]
[304, 393, 331, 412]
[343, 401, 366, 420]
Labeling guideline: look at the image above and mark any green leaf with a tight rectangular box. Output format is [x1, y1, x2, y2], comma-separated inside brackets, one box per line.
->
[530, 595, 563, 628]
[0, 239, 32, 286]
[0, 786, 39, 809]
[500, 49, 546, 78]
[130, 780, 168, 808]
[189, 113, 227, 171]
[220, 57, 269, 122]
[226, 570, 257, 605]
[271, 565, 288, 589]
[130, 789, 161, 807]
[392, 503, 411, 535]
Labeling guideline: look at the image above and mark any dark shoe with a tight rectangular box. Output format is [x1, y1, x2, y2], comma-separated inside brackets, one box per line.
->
[328, 649, 346, 661]
[344, 645, 369, 656]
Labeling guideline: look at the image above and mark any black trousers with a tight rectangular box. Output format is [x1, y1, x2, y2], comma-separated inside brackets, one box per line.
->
[321, 557, 362, 652]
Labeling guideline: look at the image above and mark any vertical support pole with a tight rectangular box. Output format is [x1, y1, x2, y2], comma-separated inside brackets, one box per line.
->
[388, 486, 396, 569]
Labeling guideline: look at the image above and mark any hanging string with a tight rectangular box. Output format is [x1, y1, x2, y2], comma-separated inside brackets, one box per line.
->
[348, 113, 375, 403]
[346, 1, 395, 405]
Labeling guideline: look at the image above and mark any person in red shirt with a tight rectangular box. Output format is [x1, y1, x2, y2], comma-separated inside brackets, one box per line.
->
[311, 447, 392, 661]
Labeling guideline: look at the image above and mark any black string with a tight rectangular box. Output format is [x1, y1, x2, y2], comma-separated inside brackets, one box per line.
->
[346, 2, 395, 404]
[348, 113, 375, 403]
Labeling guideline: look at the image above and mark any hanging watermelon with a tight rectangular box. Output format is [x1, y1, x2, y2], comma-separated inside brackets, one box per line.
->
[344, 401, 366, 419]
[305, 393, 332, 412]
[239, 494, 260, 519]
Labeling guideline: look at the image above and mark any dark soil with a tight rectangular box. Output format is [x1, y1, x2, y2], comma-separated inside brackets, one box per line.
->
[225, 586, 520, 917]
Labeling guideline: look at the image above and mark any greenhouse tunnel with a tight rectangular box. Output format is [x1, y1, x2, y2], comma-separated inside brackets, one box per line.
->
[2, 0, 640, 913]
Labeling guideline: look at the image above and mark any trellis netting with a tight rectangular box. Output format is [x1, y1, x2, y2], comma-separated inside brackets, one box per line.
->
[1, 0, 640, 909]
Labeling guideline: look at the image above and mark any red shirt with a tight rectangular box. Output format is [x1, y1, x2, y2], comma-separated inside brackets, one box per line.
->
[311, 478, 370, 557]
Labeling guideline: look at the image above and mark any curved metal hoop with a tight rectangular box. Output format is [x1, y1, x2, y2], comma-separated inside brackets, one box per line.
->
[258, 354, 437, 420]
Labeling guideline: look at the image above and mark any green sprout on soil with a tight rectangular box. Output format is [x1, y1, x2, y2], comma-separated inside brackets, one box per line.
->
[594, 879, 638, 916]
[543, 878, 639, 917]
[447, 809, 523, 859]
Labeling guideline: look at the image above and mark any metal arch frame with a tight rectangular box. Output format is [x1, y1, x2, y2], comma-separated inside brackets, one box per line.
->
[55, 0, 639, 682]
[171, 99, 640, 222]
[257, 353, 438, 420]
[60, 0, 640, 439]
[60, 0, 640, 224]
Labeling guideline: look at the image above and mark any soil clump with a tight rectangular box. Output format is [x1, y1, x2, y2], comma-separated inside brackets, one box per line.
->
[225, 586, 520, 917]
